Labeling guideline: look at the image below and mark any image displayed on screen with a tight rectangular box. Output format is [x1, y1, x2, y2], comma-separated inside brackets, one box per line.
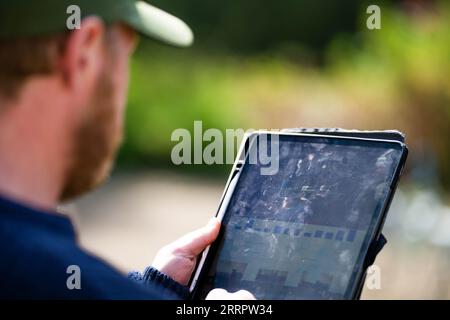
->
[203, 135, 403, 300]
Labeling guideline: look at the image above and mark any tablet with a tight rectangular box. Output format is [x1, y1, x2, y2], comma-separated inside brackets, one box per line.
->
[190, 131, 408, 300]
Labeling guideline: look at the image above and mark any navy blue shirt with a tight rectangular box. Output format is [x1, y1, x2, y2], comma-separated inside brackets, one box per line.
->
[0, 195, 190, 299]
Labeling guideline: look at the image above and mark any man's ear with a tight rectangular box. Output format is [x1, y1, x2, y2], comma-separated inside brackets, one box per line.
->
[59, 17, 105, 92]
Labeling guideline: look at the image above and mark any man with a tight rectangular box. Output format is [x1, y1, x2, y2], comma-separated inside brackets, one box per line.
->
[0, 0, 254, 300]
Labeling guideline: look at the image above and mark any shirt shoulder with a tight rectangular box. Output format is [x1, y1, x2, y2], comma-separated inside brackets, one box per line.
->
[0, 202, 178, 300]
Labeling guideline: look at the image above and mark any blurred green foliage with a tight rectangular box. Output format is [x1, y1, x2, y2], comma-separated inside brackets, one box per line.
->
[148, 0, 365, 55]
[119, 2, 450, 190]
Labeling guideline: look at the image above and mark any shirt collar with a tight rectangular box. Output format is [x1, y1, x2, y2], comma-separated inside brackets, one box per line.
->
[0, 194, 76, 238]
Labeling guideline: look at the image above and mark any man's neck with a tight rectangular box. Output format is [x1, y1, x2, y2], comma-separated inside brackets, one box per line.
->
[0, 83, 70, 211]
[0, 157, 61, 211]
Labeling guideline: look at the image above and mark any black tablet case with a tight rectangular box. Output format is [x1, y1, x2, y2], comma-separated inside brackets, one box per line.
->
[280, 128, 405, 299]
[200, 128, 404, 300]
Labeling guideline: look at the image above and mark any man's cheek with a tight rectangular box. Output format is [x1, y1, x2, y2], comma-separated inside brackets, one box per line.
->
[107, 71, 127, 121]
[116, 63, 130, 115]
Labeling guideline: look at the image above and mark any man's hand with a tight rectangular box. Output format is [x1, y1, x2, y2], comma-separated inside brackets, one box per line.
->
[152, 217, 221, 286]
[206, 289, 256, 300]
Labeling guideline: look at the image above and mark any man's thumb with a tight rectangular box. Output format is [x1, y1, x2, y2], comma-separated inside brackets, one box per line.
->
[174, 217, 221, 256]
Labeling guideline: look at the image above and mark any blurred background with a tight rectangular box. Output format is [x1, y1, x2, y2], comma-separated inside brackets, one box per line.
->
[65, 0, 450, 299]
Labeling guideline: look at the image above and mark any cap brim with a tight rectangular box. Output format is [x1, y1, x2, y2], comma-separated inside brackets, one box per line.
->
[127, 1, 193, 47]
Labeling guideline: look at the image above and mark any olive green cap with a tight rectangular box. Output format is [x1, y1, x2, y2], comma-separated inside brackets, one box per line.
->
[0, 0, 193, 47]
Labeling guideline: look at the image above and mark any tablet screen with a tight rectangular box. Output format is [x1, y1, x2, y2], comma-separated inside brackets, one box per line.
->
[200, 134, 403, 299]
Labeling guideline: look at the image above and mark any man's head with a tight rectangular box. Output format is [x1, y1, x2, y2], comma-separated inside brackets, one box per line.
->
[0, 19, 137, 201]
[0, 2, 193, 205]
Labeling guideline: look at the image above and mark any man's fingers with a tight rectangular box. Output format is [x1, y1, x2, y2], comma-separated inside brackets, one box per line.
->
[172, 217, 221, 257]
[206, 289, 256, 300]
